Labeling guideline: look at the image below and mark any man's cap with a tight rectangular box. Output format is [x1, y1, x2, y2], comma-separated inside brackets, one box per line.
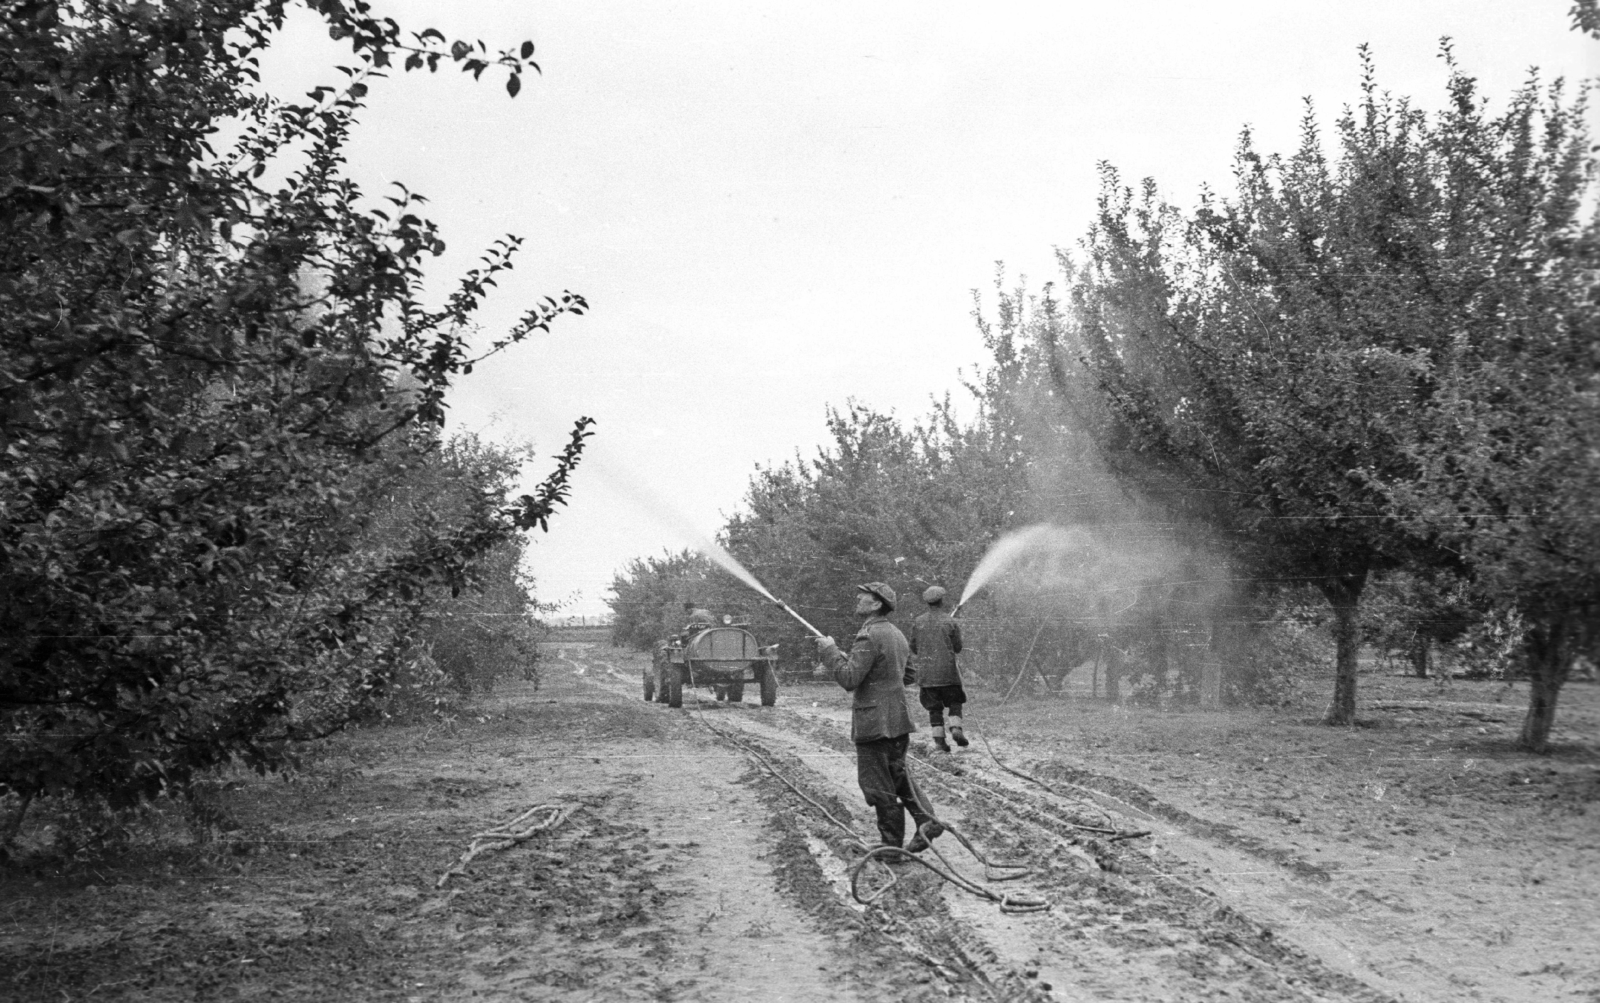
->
[922, 586, 947, 604]
[857, 581, 897, 611]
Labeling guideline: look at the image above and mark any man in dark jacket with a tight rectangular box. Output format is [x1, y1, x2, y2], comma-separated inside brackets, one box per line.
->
[910, 586, 967, 752]
[815, 582, 942, 854]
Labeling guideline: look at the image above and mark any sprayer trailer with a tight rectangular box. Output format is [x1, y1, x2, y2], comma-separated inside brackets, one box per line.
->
[645, 625, 779, 708]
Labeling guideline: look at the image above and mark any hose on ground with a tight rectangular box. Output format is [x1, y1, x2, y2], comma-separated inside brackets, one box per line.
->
[974, 730, 1152, 842]
[436, 803, 574, 888]
[684, 698, 1048, 914]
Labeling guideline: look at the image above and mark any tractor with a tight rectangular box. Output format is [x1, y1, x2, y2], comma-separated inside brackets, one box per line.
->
[643, 612, 779, 708]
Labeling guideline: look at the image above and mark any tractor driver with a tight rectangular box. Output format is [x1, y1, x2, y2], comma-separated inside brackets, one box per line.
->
[814, 582, 943, 855]
[676, 606, 715, 645]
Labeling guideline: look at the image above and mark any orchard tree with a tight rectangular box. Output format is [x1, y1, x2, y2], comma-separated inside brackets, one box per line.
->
[1388, 53, 1598, 750]
[1361, 570, 1479, 678]
[606, 550, 717, 653]
[375, 434, 552, 701]
[722, 405, 932, 646]
[1057, 48, 1593, 727]
[605, 550, 798, 674]
[722, 401, 1024, 643]
[1062, 160, 1439, 723]
[0, 1, 591, 816]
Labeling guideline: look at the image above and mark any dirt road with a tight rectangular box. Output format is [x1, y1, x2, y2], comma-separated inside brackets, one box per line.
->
[3, 642, 1595, 1002]
[564, 644, 1389, 1003]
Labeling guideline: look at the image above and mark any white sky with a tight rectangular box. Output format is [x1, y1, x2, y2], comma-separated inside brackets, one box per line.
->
[265, 2, 1596, 617]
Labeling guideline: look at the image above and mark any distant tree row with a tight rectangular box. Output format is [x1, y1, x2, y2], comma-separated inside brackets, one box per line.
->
[1, 1, 589, 828]
[604, 398, 1013, 672]
[608, 38, 1597, 752]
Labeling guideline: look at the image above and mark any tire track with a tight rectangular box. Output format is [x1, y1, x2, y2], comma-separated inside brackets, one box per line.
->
[569, 646, 1398, 1002]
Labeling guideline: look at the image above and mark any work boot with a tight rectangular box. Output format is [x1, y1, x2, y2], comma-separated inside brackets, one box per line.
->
[874, 804, 905, 850]
[940, 716, 966, 748]
[932, 726, 951, 753]
[905, 821, 944, 854]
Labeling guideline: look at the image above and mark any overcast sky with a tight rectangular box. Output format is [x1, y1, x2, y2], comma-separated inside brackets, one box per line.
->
[267, 2, 1595, 617]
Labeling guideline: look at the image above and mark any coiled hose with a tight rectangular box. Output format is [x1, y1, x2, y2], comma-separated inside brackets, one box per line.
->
[687, 702, 1049, 914]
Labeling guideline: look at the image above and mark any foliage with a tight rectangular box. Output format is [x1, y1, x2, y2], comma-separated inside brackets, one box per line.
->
[1450, 606, 1531, 681]
[604, 549, 812, 680]
[1361, 570, 1481, 676]
[1052, 47, 1594, 734]
[418, 540, 542, 695]
[1573, 0, 1600, 38]
[0, 1, 590, 812]
[369, 436, 547, 713]
[1361, 51, 1598, 749]
[611, 35, 1597, 746]
[602, 397, 1029, 667]
[721, 401, 1016, 648]
[967, 275, 1301, 705]
[606, 549, 718, 653]
[1219, 598, 1330, 709]
[620, 292, 1237, 697]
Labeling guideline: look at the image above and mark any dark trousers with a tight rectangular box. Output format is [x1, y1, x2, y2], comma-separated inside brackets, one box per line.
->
[856, 733, 936, 847]
[918, 684, 967, 726]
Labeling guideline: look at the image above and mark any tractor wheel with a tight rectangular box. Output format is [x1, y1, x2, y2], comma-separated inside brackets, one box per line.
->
[726, 681, 745, 703]
[667, 665, 684, 708]
[757, 664, 778, 707]
[654, 664, 670, 703]
[642, 672, 655, 702]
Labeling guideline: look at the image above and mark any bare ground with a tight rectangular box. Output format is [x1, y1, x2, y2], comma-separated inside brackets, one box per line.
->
[2, 643, 1596, 1002]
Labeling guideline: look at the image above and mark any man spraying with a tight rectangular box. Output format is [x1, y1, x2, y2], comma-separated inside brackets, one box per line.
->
[911, 586, 967, 752]
[814, 582, 942, 855]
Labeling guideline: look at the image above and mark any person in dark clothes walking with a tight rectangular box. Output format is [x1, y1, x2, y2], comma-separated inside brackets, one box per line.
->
[911, 585, 967, 752]
[815, 582, 943, 854]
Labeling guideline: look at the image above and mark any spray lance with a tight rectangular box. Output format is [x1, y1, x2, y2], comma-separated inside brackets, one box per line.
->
[589, 460, 835, 642]
[770, 599, 825, 638]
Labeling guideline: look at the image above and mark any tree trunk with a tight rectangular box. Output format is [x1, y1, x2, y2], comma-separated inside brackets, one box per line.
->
[1319, 570, 1368, 725]
[1410, 636, 1430, 678]
[1104, 644, 1122, 703]
[1000, 624, 1045, 706]
[1519, 616, 1573, 754]
[3, 790, 33, 844]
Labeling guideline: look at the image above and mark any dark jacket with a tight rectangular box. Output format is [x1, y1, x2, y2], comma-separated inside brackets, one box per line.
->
[821, 615, 915, 743]
[910, 609, 964, 688]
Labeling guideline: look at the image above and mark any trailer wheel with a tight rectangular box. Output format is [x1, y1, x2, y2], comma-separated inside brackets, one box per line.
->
[757, 664, 778, 706]
[667, 665, 684, 708]
[726, 681, 745, 703]
[650, 648, 668, 704]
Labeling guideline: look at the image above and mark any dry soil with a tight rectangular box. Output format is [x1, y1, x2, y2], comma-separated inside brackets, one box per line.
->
[2, 642, 1596, 1003]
